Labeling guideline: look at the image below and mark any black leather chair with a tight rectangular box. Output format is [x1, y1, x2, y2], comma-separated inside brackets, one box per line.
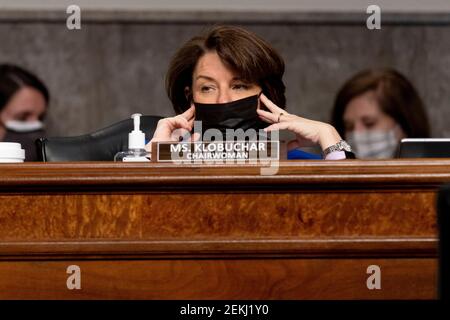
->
[36, 115, 162, 161]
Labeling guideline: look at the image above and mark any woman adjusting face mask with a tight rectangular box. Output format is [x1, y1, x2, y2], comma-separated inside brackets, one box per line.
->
[189, 51, 266, 140]
[147, 26, 355, 160]
[194, 94, 266, 139]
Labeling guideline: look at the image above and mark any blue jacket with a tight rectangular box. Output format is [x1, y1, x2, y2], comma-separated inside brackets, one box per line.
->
[287, 149, 322, 160]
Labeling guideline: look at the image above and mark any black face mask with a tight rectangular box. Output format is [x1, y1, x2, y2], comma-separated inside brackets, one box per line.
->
[194, 94, 267, 140]
[2, 129, 46, 161]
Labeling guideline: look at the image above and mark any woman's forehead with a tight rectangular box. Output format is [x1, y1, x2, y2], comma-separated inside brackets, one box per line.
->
[193, 52, 239, 82]
[345, 92, 380, 114]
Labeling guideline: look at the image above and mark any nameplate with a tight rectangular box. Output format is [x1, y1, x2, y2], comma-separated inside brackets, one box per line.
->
[152, 141, 280, 163]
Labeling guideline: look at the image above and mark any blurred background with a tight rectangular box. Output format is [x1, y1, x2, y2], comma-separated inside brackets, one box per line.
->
[0, 0, 449, 138]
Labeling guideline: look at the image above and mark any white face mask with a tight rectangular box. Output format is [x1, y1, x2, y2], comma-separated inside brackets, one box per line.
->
[4, 120, 44, 133]
[347, 127, 399, 159]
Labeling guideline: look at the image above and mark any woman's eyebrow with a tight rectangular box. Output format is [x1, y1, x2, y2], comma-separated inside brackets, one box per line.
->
[195, 75, 216, 82]
[232, 77, 252, 83]
[361, 115, 377, 121]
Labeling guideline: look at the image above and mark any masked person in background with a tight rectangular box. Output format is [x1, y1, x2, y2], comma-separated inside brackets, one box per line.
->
[147, 25, 355, 160]
[331, 68, 430, 159]
[0, 64, 49, 161]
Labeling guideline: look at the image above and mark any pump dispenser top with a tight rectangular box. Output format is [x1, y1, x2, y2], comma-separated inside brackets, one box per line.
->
[128, 113, 145, 149]
[114, 113, 150, 162]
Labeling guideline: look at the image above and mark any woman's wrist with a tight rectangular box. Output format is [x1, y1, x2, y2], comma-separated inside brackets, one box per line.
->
[318, 124, 342, 151]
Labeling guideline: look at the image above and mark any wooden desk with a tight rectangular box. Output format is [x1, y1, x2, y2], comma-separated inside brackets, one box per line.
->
[0, 159, 448, 299]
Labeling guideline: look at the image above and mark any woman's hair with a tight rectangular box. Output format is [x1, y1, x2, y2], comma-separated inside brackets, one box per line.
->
[166, 25, 286, 114]
[331, 68, 430, 138]
[0, 64, 50, 112]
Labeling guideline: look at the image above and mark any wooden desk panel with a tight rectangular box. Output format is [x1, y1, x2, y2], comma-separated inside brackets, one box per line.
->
[0, 258, 437, 300]
[0, 191, 437, 240]
[0, 159, 448, 299]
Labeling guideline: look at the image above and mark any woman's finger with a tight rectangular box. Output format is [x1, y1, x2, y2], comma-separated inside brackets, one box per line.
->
[187, 103, 196, 121]
[263, 121, 291, 132]
[258, 114, 273, 124]
[169, 116, 192, 131]
[259, 93, 285, 114]
[187, 117, 195, 129]
[257, 108, 279, 123]
[258, 108, 292, 125]
[180, 105, 195, 121]
[171, 128, 191, 142]
[187, 108, 196, 124]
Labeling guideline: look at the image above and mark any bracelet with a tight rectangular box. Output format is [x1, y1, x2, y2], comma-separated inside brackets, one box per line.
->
[323, 140, 352, 156]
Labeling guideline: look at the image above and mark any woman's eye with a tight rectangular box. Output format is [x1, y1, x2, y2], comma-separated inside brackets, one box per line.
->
[232, 84, 249, 90]
[16, 113, 28, 121]
[364, 121, 376, 128]
[200, 86, 214, 93]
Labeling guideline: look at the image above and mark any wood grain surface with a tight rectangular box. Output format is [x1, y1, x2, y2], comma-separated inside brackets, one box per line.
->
[0, 159, 450, 189]
[0, 258, 437, 300]
[0, 160, 446, 299]
[0, 191, 437, 240]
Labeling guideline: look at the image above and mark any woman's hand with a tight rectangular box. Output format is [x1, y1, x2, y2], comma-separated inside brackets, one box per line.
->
[145, 104, 199, 151]
[257, 93, 342, 151]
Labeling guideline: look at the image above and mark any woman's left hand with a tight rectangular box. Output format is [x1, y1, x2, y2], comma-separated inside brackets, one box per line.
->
[257, 93, 342, 151]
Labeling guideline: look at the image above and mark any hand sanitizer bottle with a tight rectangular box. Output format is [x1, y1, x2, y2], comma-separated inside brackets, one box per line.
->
[114, 113, 151, 162]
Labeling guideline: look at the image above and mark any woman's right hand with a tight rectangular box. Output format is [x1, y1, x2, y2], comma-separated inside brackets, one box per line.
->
[145, 105, 198, 151]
